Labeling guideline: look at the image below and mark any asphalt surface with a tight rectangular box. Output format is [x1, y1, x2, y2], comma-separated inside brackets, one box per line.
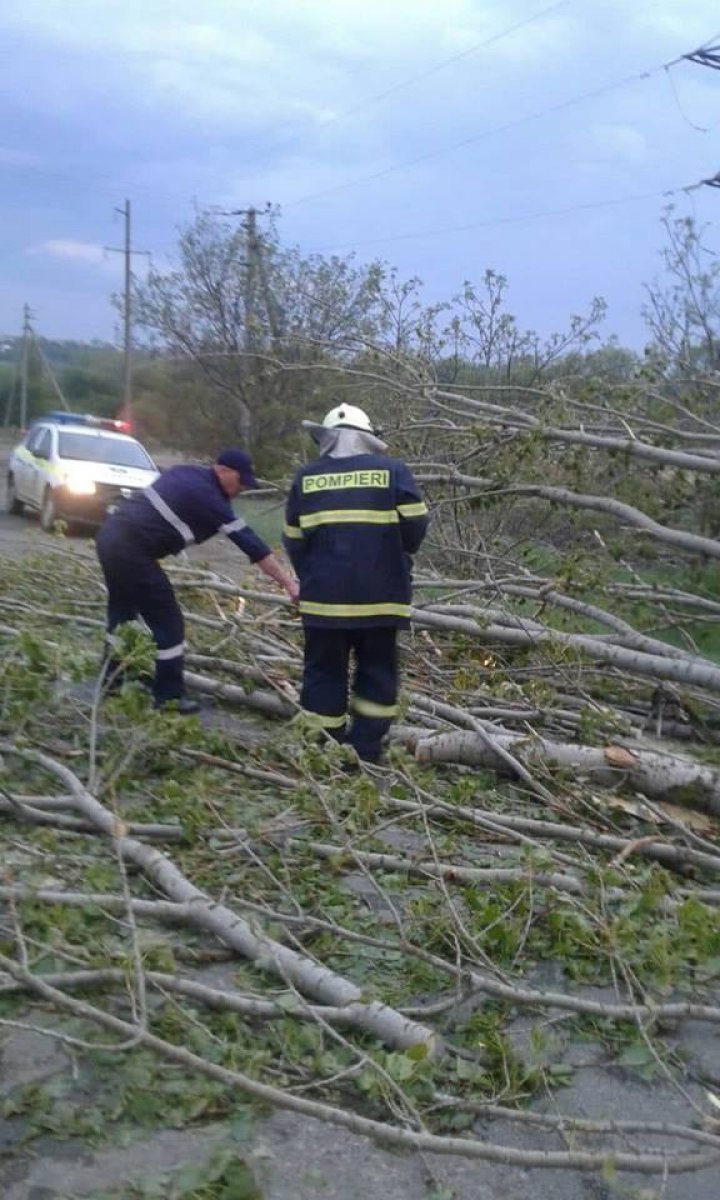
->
[0, 446, 61, 556]
[0, 444, 248, 573]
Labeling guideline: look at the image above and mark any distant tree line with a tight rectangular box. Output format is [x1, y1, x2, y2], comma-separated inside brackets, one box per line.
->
[0, 338, 124, 428]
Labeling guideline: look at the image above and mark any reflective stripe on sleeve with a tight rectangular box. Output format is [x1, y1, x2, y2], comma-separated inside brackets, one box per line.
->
[221, 517, 247, 535]
[298, 509, 399, 529]
[351, 696, 399, 718]
[283, 523, 304, 539]
[397, 501, 428, 518]
[145, 487, 195, 544]
[156, 642, 185, 661]
[299, 601, 410, 619]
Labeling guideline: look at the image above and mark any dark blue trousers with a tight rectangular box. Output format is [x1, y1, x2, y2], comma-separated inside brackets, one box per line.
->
[95, 522, 185, 703]
[300, 626, 399, 762]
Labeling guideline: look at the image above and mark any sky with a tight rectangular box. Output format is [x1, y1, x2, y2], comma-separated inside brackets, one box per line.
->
[0, 0, 718, 350]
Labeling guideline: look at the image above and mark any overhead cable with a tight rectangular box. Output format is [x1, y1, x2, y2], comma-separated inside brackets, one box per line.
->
[308, 170, 716, 255]
[311, 0, 575, 129]
[286, 34, 720, 210]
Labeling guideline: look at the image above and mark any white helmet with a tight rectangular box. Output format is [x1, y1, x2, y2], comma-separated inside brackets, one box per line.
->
[322, 404, 374, 433]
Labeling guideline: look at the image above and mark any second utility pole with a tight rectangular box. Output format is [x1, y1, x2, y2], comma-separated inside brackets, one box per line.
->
[244, 206, 258, 356]
[19, 303, 32, 430]
[107, 200, 148, 428]
[119, 199, 132, 425]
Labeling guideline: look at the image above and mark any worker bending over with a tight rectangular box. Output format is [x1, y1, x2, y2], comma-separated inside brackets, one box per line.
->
[96, 448, 298, 714]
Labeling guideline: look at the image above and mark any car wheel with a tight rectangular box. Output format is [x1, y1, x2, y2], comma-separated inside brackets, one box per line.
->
[40, 488, 59, 532]
[6, 475, 24, 515]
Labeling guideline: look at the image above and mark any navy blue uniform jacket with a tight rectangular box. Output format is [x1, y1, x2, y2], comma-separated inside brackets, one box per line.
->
[107, 464, 271, 562]
[283, 452, 429, 628]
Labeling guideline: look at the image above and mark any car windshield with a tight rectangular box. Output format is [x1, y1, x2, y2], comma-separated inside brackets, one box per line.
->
[58, 432, 154, 469]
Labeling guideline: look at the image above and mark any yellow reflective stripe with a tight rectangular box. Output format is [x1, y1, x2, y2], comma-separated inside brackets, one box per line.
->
[15, 446, 62, 477]
[352, 696, 399, 718]
[397, 501, 428, 518]
[299, 509, 399, 529]
[303, 469, 389, 493]
[298, 709, 347, 729]
[299, 601, 410, 618]
[283, 523, 304, 539]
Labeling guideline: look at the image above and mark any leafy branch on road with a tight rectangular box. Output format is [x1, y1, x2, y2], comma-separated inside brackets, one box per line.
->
[1, 545, 720, 1185]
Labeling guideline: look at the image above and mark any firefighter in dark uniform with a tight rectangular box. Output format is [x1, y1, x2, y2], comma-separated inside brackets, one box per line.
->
[283, 405, 429, 762]
[96, 448, 299, 713]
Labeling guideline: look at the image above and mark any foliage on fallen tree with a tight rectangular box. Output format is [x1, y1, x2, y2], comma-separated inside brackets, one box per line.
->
[1, 545, 720, 1186]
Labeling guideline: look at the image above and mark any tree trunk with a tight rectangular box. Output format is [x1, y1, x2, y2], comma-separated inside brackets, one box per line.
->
[415, 730, 720, 813]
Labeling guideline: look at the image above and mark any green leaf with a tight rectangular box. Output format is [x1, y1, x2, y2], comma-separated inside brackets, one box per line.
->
[618, 1041, 655, 1069]
[384, 1052, 416, 1081]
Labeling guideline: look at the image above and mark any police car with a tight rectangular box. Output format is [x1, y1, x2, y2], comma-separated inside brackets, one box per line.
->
[7, 411, 158, 530]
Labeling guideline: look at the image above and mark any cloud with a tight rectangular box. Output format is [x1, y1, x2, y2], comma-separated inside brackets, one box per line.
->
[2, 0, 719, 347]
[0, 146, 41, 166]
[619, 0, 720, 39]
[31, 239, 108, 266]
[589, 124, 650, 165]
[0, 0, 582, 128]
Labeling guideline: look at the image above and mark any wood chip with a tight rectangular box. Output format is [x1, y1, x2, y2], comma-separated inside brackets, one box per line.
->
[604, 745, 640, 769]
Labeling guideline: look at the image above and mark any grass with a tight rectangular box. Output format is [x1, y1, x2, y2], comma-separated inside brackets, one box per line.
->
[234, 495, 286, 549]
[510, 538, 720, 662]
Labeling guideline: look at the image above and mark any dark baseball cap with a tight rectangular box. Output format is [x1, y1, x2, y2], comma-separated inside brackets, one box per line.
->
[216, 448, 259, 489]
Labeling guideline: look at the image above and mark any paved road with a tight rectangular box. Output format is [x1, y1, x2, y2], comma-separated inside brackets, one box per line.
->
[0, 445, 247, 574]
[0, 447, 62, 556]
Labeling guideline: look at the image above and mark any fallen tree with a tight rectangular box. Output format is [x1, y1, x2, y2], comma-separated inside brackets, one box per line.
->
[5, 291, 720, 1184]
[414, 726, 720, 814]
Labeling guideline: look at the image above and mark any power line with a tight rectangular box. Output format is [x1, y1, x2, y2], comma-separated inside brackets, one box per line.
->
[0, 3, 573, 216]
[32, 331, 70, 412]
[308, 171, 716, 256]
[1, 25, 714, 235]
[309, 0, 575, 130]
[285, 35, 720, 211]
[663, 65, 710, 133]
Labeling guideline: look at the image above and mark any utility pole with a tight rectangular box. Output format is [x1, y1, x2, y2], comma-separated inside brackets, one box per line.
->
[19, 303, 32, 429]
[2, 365, 17, 428]
[214, 203, 274, 353]
[244, 206, 258, 356]
[120, 199, 132, 422]
[106, 200, 148, 429]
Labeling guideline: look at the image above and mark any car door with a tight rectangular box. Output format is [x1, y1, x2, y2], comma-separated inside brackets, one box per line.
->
[13, 426, 43, 502]
[30, 427, 54, 507]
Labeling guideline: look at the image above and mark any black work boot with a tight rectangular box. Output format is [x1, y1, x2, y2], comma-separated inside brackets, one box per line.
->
[350, 743, 383, 765]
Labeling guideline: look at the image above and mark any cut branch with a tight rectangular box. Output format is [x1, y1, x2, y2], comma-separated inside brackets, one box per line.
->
[0, 743, 439, 1056]
[415, 729, 720, 813]
[1, 951, 717, 1176]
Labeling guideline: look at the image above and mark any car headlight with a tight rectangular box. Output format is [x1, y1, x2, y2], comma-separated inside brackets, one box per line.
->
[64, 476, 97, 495]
